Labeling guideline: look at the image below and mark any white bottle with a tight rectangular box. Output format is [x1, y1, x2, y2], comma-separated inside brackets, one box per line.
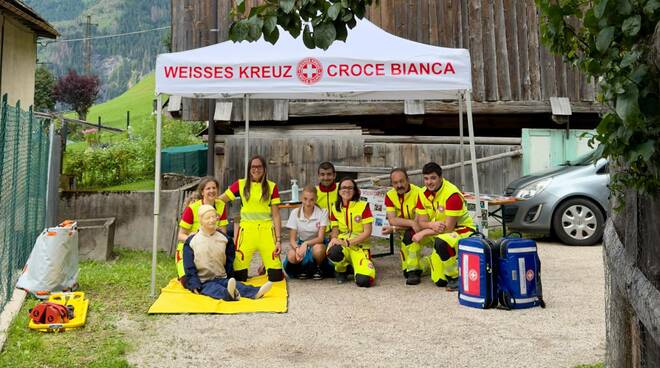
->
[291, 179, 299, 202]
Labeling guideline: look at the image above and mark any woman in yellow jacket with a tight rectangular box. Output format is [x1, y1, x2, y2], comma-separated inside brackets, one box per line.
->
[175, 176, 228, 279]
[219, 155, 284, 282]
[327, 178, 375, 287]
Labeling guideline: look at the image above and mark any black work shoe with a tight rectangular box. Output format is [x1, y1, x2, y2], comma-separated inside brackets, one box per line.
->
[312, 267, 323, 280]
[405, 270, 421, 285]
[446, 277, 459, 292]
[335, 271, 348, 284]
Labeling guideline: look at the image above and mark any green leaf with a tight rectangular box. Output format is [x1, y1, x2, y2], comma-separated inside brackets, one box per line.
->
[280, 0, 295, 13]
[615, 85, 640, 121]
[335, 21, 347, 42]
[313, 22, 337, 50]
[264, 15, 277, 34]
[594, 0, 608, 18]
[328, 3, 342, 20]
[633, 140, 655, 161]
[616, 0, 632, 15]
[303, 25, 315, 48]
[247, 16, 264, 40]
[620, 51, 638, 68]
[342, 12, 354, 22]
[621, 15, 641, 36]
[237, 0, 245, 14]
[264, 27, 280, 45]
[596, 26, 615, 53]
[229, 20, 249, 42]
[289, 16, 302, 38]
[643, 0, 660, 15]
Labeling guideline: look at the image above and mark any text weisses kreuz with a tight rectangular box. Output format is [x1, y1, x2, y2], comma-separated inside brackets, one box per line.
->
[163, 62, 457, 80]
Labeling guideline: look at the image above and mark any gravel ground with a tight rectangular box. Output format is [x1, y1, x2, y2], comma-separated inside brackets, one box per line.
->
[126, 241, 605, 368]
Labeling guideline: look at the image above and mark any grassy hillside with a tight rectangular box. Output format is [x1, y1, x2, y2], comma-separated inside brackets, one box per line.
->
[82, 73, 156, 130]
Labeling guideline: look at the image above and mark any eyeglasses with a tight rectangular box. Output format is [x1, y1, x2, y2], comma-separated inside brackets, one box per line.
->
[340, 186, 355, 191]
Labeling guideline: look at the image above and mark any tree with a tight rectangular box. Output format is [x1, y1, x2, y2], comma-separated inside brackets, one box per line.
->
[34, 66, 56, 112]
[537, 0, 660, 198]
[53, 69, 101, 120]
[228, 0, 377, 50]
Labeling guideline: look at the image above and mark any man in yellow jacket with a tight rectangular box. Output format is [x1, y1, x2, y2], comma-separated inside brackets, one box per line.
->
[381, 168, 427, 285]
[413, 162, 475, 291]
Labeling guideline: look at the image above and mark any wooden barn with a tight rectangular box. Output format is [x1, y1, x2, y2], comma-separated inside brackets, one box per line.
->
[168, 0, 602, 195]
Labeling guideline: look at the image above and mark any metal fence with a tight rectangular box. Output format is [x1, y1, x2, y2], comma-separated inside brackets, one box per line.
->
[0, 95, 50, 312]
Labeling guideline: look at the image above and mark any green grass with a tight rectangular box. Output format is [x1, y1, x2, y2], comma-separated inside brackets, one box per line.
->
[575, 363, 604, 368]
[0, 248, 176, 368]
[66, 73, 156, 130]
[100, 179, 155, 192]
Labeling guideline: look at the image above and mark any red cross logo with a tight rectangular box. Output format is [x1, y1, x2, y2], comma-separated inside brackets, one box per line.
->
[297, 57, 323, 85]
[526, 269, 535, 281]
[468, 269, 478, 281]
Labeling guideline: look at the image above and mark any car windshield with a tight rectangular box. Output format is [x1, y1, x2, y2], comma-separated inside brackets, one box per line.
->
[561, 146, 604, 166]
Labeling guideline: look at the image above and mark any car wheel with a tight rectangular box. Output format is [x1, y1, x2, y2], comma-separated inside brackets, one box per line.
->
[552, 198, 605, 246]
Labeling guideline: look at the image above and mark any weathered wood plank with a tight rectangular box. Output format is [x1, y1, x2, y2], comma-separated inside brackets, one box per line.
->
[379, 0, 394, 34]
[469, 0, 486, 101]
[428, 0, 439, 46]
[516, 0, 531, 100]
[483, 0, 499, 101]
[460, 0, 469, 49]
[495, 0, 511, 101]
[418, 0, 429, 44]
[504, 0, 521, 100]
[286, 100, 603, 116]
[527, 0, 542, 100]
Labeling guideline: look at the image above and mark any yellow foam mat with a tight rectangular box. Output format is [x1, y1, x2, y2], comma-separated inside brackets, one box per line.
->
[148, 276, 287, 314]
[29, 292, 89, 332]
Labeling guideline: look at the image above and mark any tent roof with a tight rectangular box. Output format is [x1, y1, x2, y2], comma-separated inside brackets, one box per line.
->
[155, 19, 471, 100]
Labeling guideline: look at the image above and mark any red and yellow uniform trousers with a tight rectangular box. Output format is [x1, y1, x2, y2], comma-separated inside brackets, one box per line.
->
[328, 200, 376, 287]
[416, 179, 475, 284]
[175, 199, 228, 278]
[225, 179, 283, 281]
[384, 184, 427, 275]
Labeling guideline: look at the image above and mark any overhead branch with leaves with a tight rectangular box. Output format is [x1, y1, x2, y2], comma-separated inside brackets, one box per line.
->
[229, 0, 376, 50]
[537, 0, 660, 197]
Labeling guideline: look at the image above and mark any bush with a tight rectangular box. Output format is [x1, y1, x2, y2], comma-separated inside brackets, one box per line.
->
[63, 118, 204, 189]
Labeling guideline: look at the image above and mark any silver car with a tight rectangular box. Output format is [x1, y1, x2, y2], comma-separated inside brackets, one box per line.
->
[503, 151, 610, 246]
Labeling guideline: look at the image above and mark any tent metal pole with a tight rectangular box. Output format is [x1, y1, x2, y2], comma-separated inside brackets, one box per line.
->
[458, 91, 465, 190]
[244, 94, 250, 175]
[151, 94, 163, 298]
[465, 91, 482, 230]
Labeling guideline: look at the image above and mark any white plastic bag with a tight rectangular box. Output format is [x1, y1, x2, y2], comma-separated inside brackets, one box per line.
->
[16, 220, 79, 299]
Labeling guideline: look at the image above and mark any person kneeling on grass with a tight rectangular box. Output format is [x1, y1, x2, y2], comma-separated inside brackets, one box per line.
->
[182, 204, 272, 301]
[284, 185, 334, 280]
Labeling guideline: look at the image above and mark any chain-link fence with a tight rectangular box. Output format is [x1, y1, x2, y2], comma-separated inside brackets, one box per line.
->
[0, 95, 50, 312]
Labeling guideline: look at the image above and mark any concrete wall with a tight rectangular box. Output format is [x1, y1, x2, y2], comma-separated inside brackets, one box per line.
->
[58, 190, 183, 253]
[0, 16, 37, 107]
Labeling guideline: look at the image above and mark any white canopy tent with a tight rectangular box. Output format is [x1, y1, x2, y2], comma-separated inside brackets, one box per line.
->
[152, 19, 481, 296]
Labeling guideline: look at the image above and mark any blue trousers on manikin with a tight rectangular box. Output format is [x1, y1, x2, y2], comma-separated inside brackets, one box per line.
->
[200, 277, 259, 300]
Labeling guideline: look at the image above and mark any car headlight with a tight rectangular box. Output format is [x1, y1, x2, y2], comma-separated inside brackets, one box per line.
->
[514, 178, 552, 200]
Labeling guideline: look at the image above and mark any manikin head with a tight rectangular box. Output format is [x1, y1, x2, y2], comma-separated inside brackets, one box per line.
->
[198, 204, 218, 235]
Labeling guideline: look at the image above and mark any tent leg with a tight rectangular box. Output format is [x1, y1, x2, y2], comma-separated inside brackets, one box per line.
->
[458, 91, 465, 190]
[244, 94, 250, 176]
[465, 91, 482, 230]
[151, 94, 163, 298]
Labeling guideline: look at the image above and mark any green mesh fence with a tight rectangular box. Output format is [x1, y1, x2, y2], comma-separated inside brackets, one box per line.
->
[0, 95, 50, 312]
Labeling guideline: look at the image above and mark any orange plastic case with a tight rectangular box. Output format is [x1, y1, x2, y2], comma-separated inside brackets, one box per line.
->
[28, 292, 89, 332]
